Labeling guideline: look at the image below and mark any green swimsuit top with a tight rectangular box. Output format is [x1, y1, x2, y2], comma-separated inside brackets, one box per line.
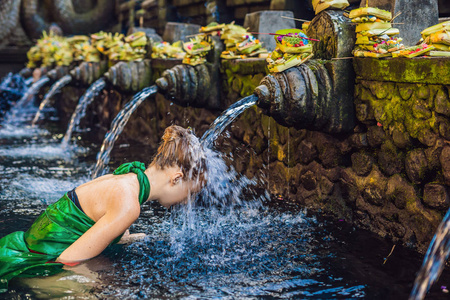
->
[113, 161, 151, 205]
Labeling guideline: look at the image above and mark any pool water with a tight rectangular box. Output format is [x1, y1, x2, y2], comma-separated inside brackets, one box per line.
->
[1, 104, 450, 299]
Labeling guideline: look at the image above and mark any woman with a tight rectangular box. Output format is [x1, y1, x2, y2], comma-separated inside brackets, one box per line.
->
[0, 125, 207, 292]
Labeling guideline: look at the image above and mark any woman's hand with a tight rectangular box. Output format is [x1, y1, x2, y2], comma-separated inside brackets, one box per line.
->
[117, 230, 147, 244]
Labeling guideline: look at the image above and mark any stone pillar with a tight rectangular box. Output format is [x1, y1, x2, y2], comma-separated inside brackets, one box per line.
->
[162, 22, 201, 43]
[360, 0, 438, 46]
[243, 11, 296, 51]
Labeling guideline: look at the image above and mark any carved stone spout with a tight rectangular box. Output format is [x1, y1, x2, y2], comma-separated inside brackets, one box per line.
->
[155, 36, 223, 109]
[47, 66, 71, 81]
[69, 61, 108, 86]
[156, 63, 219, 108]
[254, 60, 355, 133]
[104, 60, 151, 93]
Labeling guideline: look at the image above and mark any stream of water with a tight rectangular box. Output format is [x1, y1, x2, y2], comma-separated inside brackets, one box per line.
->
[3, 76, 50, 126]
[410, 208, 450, 299]
[32, 75, 72, 126]
[200, 94, 257, 148]
[61, 78, 106, 148]
[92, 85, 158, 179]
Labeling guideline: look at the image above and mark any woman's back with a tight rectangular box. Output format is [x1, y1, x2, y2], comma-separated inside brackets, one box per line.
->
[75, 173, 141, 222]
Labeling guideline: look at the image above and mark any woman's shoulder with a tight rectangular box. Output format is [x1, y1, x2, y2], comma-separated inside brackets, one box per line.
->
[77, 174, 141, 217]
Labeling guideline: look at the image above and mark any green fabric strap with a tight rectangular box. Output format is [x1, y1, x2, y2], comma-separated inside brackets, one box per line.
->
[113, 161, 150, 205]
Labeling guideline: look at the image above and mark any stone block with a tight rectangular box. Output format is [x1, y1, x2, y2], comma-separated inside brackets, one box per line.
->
[349, 133, 368, 149]
[162, 22, 201, 43]
[405, 149, 429, 184]
[301, 170, 317, 191]
[386, 174, 415, 209]
[367, 125, 386, 147]
[360, 0, 438, 46]
[423, 183, 449, 210]
[417, 128, 438, 147]
[351, 152, 374, 176]
[438, 117, 450, 140]
[362, 185, 385, 206]
[435, 88, 450, 117]
[299, 140, 317, 164]
[441, 146, 450, 185]
[391, 124, 412, 149]
[243, 10, 295, 51]
[378, 140, 404, 176]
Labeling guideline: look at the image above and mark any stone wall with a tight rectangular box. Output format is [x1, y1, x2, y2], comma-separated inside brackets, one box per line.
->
[220, 58, 267, 107]
[51, 55, 449, 253]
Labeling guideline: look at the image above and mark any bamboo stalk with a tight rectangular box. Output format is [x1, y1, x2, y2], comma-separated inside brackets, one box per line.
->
[391, 11, 402, 22]
[281, 16, 311, 23]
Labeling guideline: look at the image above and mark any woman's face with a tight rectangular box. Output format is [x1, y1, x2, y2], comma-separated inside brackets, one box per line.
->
[157, 177, 202, 208]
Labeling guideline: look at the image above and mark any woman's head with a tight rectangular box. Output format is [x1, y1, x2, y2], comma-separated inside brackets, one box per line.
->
[150, 125, 207, 206]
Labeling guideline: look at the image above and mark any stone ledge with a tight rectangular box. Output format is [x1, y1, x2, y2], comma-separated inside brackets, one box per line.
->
[150, 58, 183, 69]
[220, 58, 267, 75]
[353, 57, 450, 85]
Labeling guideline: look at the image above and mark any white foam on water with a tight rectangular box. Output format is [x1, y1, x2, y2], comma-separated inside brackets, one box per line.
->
[0, 143, 87, 160]
[0, 124, 49, 138]
[10, 176, 89, 202]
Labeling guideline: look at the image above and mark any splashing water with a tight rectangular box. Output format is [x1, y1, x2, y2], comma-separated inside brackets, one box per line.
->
[32, 75, 72, 127]
[95, 201, 367, 299]
[3, 76, 50, 125]
[92, 85, 158, 178]
[200, 94, 257, 148]
[25, 77, 34, 86]
[409, 208, 450, 299]
[61, 78, 106, 148]
[0, 73, 28, 114]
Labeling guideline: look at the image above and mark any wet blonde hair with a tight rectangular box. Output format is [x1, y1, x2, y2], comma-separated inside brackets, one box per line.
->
[150, 125, 207, 185]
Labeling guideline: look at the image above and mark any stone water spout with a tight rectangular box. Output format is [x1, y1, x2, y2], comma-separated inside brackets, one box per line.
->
[254, 60, 355, 133]
[155, 36, 223, 109]
[253, 9, 356, 133]
[46, 66, 71, 81]
[69, 61, 108, 86]
[104, 60, 152, 93]
[155, 63, 220, 109]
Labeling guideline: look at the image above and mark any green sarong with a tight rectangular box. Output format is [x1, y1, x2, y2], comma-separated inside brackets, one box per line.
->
[0, 161, 150, 293]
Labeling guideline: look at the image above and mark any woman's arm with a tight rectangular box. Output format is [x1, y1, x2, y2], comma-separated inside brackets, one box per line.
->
[56, 205, 140, 263]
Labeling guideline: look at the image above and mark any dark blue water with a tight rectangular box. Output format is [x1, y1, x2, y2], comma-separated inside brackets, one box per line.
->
[1, 95, 450, 299]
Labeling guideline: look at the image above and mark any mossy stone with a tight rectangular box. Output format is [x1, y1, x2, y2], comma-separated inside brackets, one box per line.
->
[369, 81, 390, 100]
[391, 123, 412, 149]
[441, 146, 450, 185]
[412, 104, 432, 119]
[398, 83, 414, 101]
[354, 57, 450, 85]
[435, 89, 450, 117]
[378, 140, 404, 176]
[439, 118, 450, 140]
[417, 128, 438, 147]
[386, 174, 416, 209]
[355, 103, 370, 123]
[416, 85, 430, 100]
